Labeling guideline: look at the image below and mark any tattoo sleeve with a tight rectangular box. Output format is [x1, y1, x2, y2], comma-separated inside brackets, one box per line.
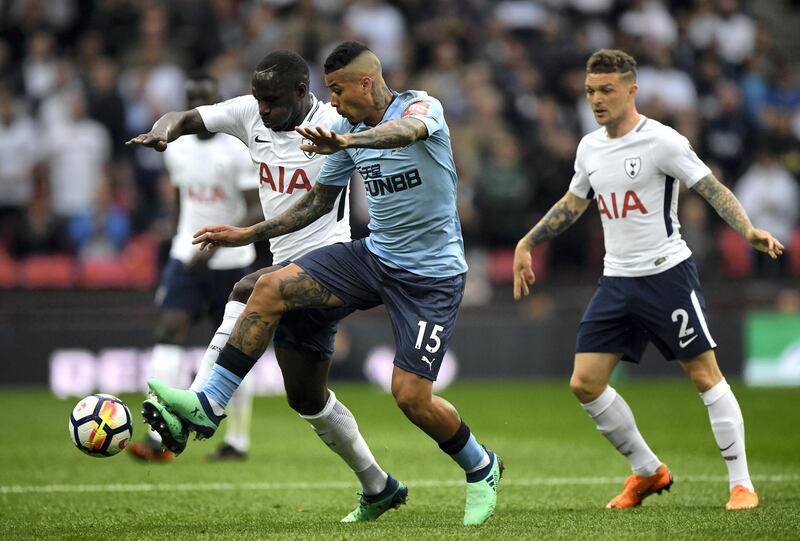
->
[520, 192, 589, 249]
[251, 183, 344, 242]
[347, 119, 428, 149]
[691, 174, 752, 237]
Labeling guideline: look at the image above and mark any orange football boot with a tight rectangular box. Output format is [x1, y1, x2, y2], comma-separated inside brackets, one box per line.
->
[127, 440, 175, 462]
[725, 484, 759, 510]
[606, 463, 673, 509]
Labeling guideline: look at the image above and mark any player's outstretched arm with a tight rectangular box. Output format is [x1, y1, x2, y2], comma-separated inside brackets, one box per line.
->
[513, 191, 590, 300]
[692, 174, 784, 259]
[296, 118, 428, 154]
[125, 110, 210, 152]
[192, 183, 344, 249]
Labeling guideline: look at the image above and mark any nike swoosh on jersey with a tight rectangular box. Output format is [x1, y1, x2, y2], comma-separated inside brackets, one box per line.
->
[588, 169, 598, 177]
[254, 136, 270, 143]
[679, 335, 698, 348]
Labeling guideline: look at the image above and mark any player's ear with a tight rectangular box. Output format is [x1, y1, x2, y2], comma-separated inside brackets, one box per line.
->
[361, 75, 372, 95]
[628, 82, 638, 98]
[296, 82, 308, 99]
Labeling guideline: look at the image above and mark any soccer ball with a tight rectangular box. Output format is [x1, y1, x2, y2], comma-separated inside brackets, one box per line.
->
[69, 394, 133, 457]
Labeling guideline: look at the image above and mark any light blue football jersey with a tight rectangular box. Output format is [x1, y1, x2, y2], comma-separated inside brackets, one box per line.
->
[316, 90, 467, 278]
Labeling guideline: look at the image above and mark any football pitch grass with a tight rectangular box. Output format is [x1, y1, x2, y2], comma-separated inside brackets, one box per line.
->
[1, 380, 798, 540]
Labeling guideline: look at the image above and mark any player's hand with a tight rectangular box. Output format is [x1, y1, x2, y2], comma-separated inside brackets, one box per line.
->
[746, 228, 784, 259]
[125, 131, 168, 152]
[295, 126, 349, 154]
[513, 241, 536, 301]
[184, 245, 216, 271]
[192, 224, 254, 250]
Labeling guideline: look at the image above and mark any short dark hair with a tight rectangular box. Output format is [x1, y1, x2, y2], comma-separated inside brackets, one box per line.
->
[586, 49, 637, 82]
[324, 41, 370, 74]
[254, 50, 309, 86]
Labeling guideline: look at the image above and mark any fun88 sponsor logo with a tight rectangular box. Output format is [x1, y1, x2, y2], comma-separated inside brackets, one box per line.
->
[358, 163, 422, 197]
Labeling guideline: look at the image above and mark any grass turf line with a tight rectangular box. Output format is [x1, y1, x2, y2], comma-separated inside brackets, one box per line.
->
[0, 380, 798, 540]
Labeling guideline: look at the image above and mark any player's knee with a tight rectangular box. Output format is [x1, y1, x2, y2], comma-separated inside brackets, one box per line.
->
[229, 276, 256, 304]
[569, 373, 603, 402]
[285, 388, 326, 416]
[391, 385, 428, 419]
[249, 273, 286, 315]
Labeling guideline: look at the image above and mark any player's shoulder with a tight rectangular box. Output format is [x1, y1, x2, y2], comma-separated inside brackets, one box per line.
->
[397, 89, 440, 109]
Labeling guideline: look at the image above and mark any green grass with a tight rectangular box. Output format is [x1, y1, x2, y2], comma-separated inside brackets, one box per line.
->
[1, 380, 798, 540]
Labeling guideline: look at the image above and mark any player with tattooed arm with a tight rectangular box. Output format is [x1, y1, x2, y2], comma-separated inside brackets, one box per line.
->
[513, 49, 783, 511]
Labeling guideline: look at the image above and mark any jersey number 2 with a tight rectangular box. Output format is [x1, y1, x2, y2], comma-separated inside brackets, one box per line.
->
[671, 309, 695, 338]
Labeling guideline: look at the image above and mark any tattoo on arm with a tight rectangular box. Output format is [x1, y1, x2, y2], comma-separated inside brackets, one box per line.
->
[521, 194, 588, 248]
[251, 184, 343, 242]
[347, 119, 428, 149]
[692, 174, 752, 237]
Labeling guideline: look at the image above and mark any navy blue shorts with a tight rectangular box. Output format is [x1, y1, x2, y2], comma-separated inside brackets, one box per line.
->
[270, 262, 354, 360]
[294, 239, 465, 380]
[157, 258, 251, 325]
[576, 257, 717, 362]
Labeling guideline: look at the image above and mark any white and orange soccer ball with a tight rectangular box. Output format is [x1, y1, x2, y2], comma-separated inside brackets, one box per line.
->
[68, 394, 133, 457]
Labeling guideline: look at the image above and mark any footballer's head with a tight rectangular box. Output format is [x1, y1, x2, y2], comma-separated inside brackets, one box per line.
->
[252, 50, 309, 131]
[323, 41, 386, 125]
[185, 73, 219, 110]
[584, 49, 638, 127]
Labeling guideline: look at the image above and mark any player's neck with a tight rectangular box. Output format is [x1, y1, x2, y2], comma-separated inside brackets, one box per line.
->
[280, 94, 314, 132]
[605, 111, 641, 139]
[363, 84, 394, 126]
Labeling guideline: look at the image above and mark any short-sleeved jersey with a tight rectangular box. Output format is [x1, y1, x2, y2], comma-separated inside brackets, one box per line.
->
[569, 116, 711, 277]
[164, 134, 257, 270]
[315, 90, 467, 278]
[196, 94, 351, 262]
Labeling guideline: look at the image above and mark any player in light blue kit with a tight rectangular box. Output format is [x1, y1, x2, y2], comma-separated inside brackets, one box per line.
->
[147, 41, 502, 526]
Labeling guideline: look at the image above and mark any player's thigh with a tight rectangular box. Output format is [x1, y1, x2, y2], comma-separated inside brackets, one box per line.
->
[679, 349, 723, 392]
[383, 271, 466, 382]
[576, 276, 648, 363]
[632, 258, 717, 362]
[250, 263, 346, 311]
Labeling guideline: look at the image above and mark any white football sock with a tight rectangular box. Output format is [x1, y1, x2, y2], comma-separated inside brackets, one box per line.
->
[582, 386, 661, 477]
[700, 378, 754, 492]
[149, 344, 184, 441]
[223, 372, 254, 453]
[301, 390, 388, 495]
[190, 301, 245, 392]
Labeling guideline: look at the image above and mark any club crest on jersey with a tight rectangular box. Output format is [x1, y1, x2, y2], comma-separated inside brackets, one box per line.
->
[624, 157, 642, 179]
[302, 138, 315, 159]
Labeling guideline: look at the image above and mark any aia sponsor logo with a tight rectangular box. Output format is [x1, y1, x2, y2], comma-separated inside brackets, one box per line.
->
[187, 185, 228, 203]
[597, 190, 648, 220]
[259, 163, 312, 193]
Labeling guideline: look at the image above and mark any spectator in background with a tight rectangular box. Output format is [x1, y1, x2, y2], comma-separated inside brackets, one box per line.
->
[476, 131, 534, 247]
[735, 144, 799, 276]
[21, 30, 58, 105]
[701, 79, 754, 181]
[0, 85, 40, 241]
[85, 56, 127, 159]
[10, 177, 71, 257]
[343, 0, 406, 74]
[43, 91, 118, 256]
[39, 59, 83, 127]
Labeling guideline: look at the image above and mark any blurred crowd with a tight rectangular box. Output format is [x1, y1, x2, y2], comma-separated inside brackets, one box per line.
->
[1, 0, 799, 294]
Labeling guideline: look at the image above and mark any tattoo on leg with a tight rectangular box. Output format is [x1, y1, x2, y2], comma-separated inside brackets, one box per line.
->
[230, 312, 275, 357]
[279, 271, 335, 310]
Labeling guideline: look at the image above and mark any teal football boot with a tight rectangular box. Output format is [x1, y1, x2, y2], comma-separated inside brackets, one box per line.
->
[147, 379, 225, 439]
[341, 475, 408, 523]
[463, 448, 504, 526]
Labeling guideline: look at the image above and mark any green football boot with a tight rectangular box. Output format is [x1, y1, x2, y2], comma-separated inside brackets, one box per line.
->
[147, 379, 225, 439]
[341, 475, 408, 523]
[141, 398, 188, 455]
[463, 449, 504, 526]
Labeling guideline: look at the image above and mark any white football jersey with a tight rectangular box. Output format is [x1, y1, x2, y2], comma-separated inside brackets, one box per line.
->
[164, 134, 258, 270]
[569, 116, 711, 277]
[197, 94, 351, 262]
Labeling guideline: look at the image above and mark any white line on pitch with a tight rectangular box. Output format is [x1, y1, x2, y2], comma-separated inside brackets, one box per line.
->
[1, 474, 798, 495]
